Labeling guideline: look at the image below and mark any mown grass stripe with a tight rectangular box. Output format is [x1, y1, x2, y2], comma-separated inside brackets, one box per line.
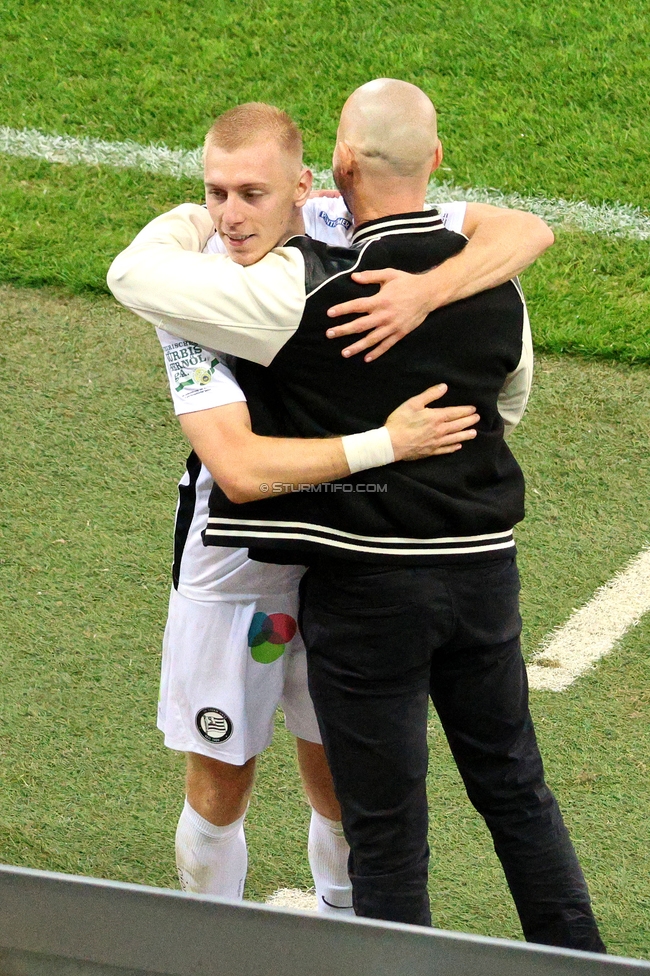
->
[2, 126, 650, 241]
[527, 546, 650, 691]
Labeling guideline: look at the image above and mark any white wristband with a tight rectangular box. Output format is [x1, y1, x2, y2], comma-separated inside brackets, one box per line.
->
[341, 426, 395, 474]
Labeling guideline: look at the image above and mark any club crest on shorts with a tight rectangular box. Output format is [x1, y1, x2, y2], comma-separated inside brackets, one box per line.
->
[196, 707, 233, 743]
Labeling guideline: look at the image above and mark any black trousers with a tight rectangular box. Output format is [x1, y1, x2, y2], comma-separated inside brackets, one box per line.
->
[299, 557, 605, 952]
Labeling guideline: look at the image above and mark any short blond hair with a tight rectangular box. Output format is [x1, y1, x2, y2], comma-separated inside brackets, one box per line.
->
[204, 102, 303, 164]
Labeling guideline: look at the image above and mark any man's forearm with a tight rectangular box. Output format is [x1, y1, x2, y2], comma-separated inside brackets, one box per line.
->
[182, 410, 351, 503]
[180, 386, 479, 504]
[424, 205, 554, 311]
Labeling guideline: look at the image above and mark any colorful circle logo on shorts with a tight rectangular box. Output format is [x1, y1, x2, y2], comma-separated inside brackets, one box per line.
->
[248, 612, 297, 664]
[196, 707, 233, 743]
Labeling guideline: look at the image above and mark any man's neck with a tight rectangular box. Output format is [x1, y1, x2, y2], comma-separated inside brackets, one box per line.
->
[347, 176, 428, 228]
[277, 211, 306, 248]
[289, 209, 306, 237]
[352, 201, 424, 228]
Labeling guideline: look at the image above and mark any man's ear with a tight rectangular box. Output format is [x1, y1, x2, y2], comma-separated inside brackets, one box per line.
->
[430, 140, 443, 176]
[295, 167, 313, 209]
[332, 140, 356, 199]
[335, 140, 355, 176]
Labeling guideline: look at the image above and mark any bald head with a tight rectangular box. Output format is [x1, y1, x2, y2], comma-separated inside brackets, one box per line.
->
[338, 79, 439, 179]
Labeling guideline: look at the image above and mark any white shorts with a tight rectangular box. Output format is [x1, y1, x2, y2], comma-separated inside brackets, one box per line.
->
[157, 587, 321, 765]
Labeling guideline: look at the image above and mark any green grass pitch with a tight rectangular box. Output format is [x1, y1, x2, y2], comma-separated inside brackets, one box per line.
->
[1, 0, 650, 961]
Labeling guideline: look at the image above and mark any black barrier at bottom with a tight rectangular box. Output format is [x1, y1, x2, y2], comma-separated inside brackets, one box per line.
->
[0, 864, 648, 976]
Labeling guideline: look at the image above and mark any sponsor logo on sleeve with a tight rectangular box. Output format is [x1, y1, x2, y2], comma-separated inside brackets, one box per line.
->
[163, 340, 221, 398]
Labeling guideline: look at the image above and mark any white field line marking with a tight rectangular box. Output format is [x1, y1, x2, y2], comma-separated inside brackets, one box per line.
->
[527, 545, 650, 691]
[2, 125, 650, 240]
[265, 888, 318, 912]
[0, 126, 204, 179]
[424, 181, 650, 241]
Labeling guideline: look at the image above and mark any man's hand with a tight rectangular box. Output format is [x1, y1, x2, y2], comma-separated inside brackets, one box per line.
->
[386, 383, 479, 461]
[326, 268, 430, 363]
[326, 204, 553, 362]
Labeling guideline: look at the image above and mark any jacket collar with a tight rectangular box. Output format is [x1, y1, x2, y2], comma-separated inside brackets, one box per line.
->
[351, 208, 443, 246]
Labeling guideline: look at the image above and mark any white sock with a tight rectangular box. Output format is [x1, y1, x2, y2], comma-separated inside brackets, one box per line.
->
[175, 798, 247, 899]
[308, 808, 354, 915]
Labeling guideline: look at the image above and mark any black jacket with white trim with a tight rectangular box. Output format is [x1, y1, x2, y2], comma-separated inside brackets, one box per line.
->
[108, 205, 532, 565]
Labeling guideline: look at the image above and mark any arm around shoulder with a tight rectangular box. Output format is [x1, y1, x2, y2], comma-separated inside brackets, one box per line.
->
[414, 203, 554, 312]
[107, 205, 307, 366]
[461, 203, 554, 267]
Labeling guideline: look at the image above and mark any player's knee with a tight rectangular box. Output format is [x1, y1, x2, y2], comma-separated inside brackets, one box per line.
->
[185, 752, 256, 824]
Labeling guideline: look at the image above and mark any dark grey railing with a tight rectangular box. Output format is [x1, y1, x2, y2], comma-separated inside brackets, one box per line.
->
[0, 864, 648, 976]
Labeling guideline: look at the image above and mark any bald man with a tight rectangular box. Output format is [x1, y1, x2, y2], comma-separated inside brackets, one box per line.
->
[109, 85, 603, 950]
